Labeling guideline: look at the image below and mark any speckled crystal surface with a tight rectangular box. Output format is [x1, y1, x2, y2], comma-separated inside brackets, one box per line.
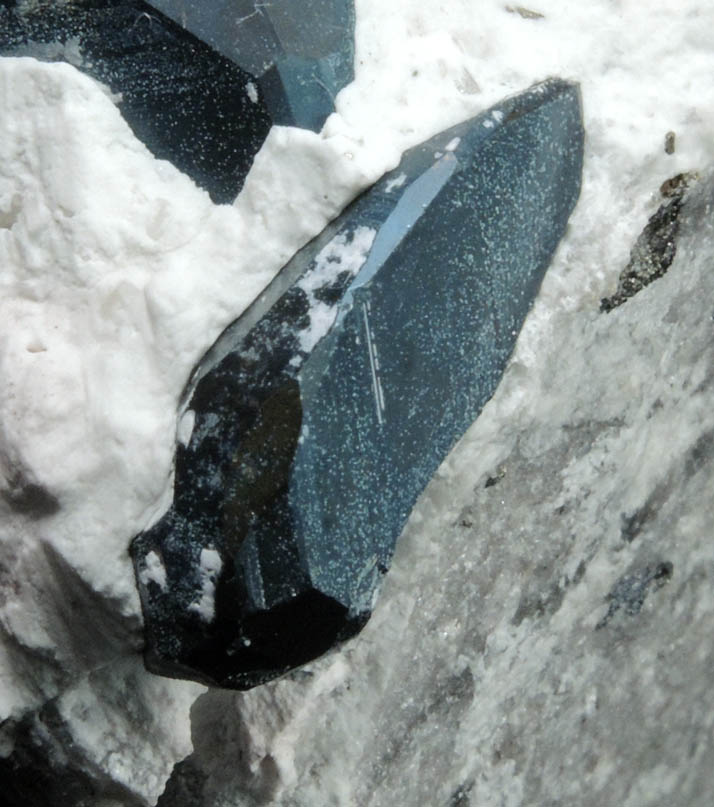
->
[131, 78, 584, 689]
[0, 0, 271, 203]
[145, 0, 355, 131]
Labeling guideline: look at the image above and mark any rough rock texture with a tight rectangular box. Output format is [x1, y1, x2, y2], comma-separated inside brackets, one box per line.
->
[145, 0, 355, 131]
[0, 0, 271, 203]
[152, 173, 714, 805]
[0, 658, 199, 807]
[131, 79, 584, 690]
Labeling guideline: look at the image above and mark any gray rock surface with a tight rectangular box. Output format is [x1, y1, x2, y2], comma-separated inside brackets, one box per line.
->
[154, 173, 714, 806]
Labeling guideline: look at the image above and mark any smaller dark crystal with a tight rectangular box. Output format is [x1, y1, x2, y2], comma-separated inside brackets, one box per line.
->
[145, 0, 356, 131]
[0, 0, 271, 203]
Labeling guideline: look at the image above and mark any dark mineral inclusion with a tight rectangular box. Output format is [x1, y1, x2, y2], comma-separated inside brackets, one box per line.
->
[132, 78, 584, 689]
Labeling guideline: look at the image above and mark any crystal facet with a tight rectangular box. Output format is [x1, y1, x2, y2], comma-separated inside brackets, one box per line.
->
[144, 0, 356, 131]
[131, 78, 584, 689]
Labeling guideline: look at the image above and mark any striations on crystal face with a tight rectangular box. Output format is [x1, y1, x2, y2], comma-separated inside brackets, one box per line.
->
[131, 78, 585, 689]
[144, 0, 356, 131]
[0, 0, 272, 203]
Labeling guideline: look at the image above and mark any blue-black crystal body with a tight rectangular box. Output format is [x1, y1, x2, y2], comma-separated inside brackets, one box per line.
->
[131, 78, 584, 689]
[145, 0, 355, 131]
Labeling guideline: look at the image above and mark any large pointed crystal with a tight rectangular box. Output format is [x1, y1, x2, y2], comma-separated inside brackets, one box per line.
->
[132, 78, 584, 689]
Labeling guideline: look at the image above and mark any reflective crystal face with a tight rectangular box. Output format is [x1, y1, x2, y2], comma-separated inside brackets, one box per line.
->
[144, 0, 356, 130]
[131, 78, 584, 689]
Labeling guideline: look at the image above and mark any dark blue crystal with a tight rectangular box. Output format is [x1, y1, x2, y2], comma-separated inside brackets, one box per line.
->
[132, 78, 584, 689]
[144, 0, 355, 131]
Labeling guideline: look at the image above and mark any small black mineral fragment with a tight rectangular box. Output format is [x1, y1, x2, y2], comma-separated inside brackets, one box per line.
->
[600, 173, 697, 312]
[132, 78, 584, 689]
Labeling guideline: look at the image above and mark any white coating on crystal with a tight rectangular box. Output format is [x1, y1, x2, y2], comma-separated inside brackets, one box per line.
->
[385, 172, 407, 192]
[190, 411, 220, 445]
[188, 548, 223, 623]
[296, 225, 376, 352]
[139, 550, 167, 592]
[245, 80, 258, 103]
[176, 409, 196, 447]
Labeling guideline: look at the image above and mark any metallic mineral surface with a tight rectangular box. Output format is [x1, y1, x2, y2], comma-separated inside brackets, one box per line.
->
[600, 172, 697, 312]
[144, 0, 355, 131]
[132, 78, 584, 689]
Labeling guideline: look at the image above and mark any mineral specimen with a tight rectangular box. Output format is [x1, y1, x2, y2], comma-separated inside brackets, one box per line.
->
[132, 78, 584, 689]
[600, 172, 697, 312]
[0, 0, 271, 203]
[144, 0, 356, 131]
